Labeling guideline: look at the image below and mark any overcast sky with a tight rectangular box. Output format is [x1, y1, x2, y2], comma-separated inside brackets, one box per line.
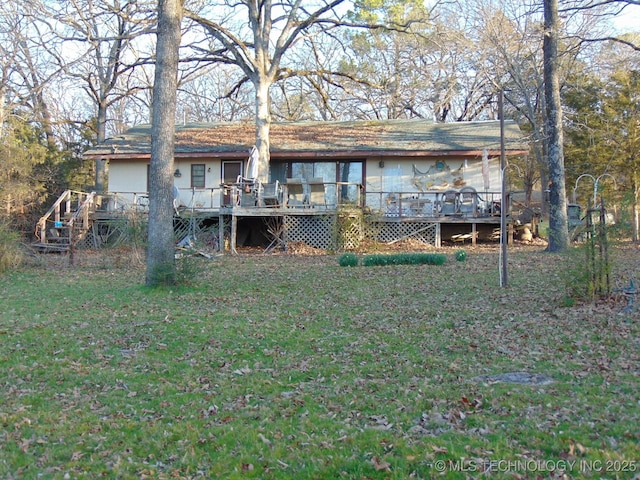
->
[612, 4, 640, 32]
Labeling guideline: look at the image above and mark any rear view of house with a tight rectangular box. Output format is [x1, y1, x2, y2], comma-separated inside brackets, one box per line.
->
[35, 119, 528, 252]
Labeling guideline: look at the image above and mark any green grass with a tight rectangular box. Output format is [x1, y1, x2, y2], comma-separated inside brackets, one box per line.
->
[0, 246, 638, 479]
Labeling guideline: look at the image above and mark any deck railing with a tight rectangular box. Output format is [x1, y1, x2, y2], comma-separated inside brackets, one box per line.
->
[36, 190, 98, 244]
[93, 185, 507, 220]
[365, 190, 507, 218]
[105, 187, 223, 212]
[220, 181, 363, 209]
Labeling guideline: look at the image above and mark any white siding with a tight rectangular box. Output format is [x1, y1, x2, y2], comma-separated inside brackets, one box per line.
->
[108, 158, 224, 209]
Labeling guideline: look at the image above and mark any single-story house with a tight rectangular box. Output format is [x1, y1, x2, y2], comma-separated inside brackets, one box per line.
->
[37, 119, 529, 252]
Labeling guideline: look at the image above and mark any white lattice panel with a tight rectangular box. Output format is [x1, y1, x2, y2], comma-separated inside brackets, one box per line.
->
[284, 215, 335, 249]
[75, 232, 97, 249]
[338, 213, 363, 250]
[368, 221, 438, 246]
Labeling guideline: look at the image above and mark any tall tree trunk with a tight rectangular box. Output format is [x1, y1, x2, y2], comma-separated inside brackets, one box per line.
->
[146, 0, 183, 286]
[95, 101, 109, 193]
[255, 77, 271, 183]
[0, 84, 5, 137]
[633, 171, 639, 243]
[538, 140, 550, 218]
[543, 0, 569, 252]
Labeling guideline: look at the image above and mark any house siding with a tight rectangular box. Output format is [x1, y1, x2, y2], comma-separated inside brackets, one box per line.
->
[108, 158, 223, 210]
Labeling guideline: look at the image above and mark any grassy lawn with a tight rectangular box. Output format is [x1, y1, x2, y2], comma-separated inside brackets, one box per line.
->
[1, 244, 638, 479]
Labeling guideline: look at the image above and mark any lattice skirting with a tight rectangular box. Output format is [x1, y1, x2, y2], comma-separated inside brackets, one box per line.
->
[75, 218, 133, 249]
[283, 216, 438, 250]
[367, 221, 438, 246]
[337, 212, 364, 250]
[70, 215, 438, 251]
[75, 231, 98, 250]
[72, 216, 222, 250]
[284, 215, 336, 250]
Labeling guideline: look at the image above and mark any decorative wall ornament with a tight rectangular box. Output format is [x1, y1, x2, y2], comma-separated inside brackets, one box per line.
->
[412, 162, 466, 191]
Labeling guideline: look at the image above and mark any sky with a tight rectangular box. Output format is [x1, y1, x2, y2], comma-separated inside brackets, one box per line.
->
[612, 4, 640, 32]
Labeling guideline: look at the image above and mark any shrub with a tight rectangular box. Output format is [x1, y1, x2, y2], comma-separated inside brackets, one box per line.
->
[361, 252, 446, 267]
[0, 222, 23, 272]
[338, 252, 359, 267]
[562, 241, 612, 303]
[455, 249, 468, 262]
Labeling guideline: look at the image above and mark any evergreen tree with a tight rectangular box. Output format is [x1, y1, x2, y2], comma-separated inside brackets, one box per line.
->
[565, 69, 640, 241]
[0, 117, 49, 232]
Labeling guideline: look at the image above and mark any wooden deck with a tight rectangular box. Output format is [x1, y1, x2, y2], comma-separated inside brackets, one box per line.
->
[33, 186, 516, 253]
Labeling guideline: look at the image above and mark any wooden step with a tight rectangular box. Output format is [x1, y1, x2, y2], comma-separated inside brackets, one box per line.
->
[31, 242, 70, 253]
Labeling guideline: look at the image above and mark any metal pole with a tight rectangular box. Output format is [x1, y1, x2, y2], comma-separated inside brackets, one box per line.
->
[500, 90, 508, 287]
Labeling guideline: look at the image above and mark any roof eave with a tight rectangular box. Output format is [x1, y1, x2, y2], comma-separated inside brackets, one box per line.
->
[84, 148, 529, 160]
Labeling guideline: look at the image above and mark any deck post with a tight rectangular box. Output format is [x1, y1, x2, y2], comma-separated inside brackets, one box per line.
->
[472, 223, 477, 246]
[435, 223, 441, 248]
[218, 214, 224, 252]
[230, 214, 238, 254]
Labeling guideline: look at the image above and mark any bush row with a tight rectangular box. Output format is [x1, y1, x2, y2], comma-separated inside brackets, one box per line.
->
[339, 252, 448, 267]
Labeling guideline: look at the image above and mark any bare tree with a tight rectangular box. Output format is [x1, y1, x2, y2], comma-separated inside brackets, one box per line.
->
[561, 0, 640, 50]
[0, 1, 60, 146]
[544, 0, 570, 251]
[269, 34, 354, 121]
[176, 65, 254, 122]
[185, 0, 351, 182]
[335, 1, 436, 121]
[146, 0, 184, 286]
[0, 2, 15, 132]
[34, 0, 156, 191]
[468, 2, 548, 206]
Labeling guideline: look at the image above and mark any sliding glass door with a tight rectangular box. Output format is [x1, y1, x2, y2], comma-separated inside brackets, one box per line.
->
[272, 160, 363, 206]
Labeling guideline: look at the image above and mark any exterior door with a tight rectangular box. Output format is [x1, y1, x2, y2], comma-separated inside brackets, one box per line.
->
[222, 161, 242, 206]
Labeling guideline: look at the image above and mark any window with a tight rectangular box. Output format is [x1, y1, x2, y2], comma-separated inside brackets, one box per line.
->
[285, 160, 363, 205]
[191, 164, 205, 188]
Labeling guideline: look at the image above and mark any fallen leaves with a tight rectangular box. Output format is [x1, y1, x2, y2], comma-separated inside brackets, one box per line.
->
[371, 456, 391, 471]
[460, 395, 483, 410]
[568, 440, 587, 457]
[369, 414, 394, 431]
[1, 245, 638, 478]
[70, 451, 85, 461]
[258, 433, 272, 446]
[232, 366, 252, 376]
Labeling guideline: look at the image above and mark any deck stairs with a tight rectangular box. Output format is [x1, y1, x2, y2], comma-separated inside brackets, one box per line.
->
[33, 190, 98, 252]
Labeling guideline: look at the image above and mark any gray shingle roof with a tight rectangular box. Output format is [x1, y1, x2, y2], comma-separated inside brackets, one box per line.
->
[84, 119, 529, 158]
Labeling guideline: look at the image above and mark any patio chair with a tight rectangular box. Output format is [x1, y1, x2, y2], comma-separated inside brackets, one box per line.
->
[308, 178, 326, 208]
[285, 178, 305, 207]
[235, 175, 257, 206]
[440, 190, 460, 215]
[458, 186, 477, 216]
[258, 181, 281, 207]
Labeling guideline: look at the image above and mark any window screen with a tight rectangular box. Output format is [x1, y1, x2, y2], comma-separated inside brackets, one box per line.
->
[191, 164, 205, 188]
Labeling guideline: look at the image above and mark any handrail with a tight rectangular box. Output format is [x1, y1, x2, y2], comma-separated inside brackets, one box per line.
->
[36, 190, 71, 242]
[68, 192, 97, 241]
[69, 192, 96, 220]
[36, 190, 98, 243]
